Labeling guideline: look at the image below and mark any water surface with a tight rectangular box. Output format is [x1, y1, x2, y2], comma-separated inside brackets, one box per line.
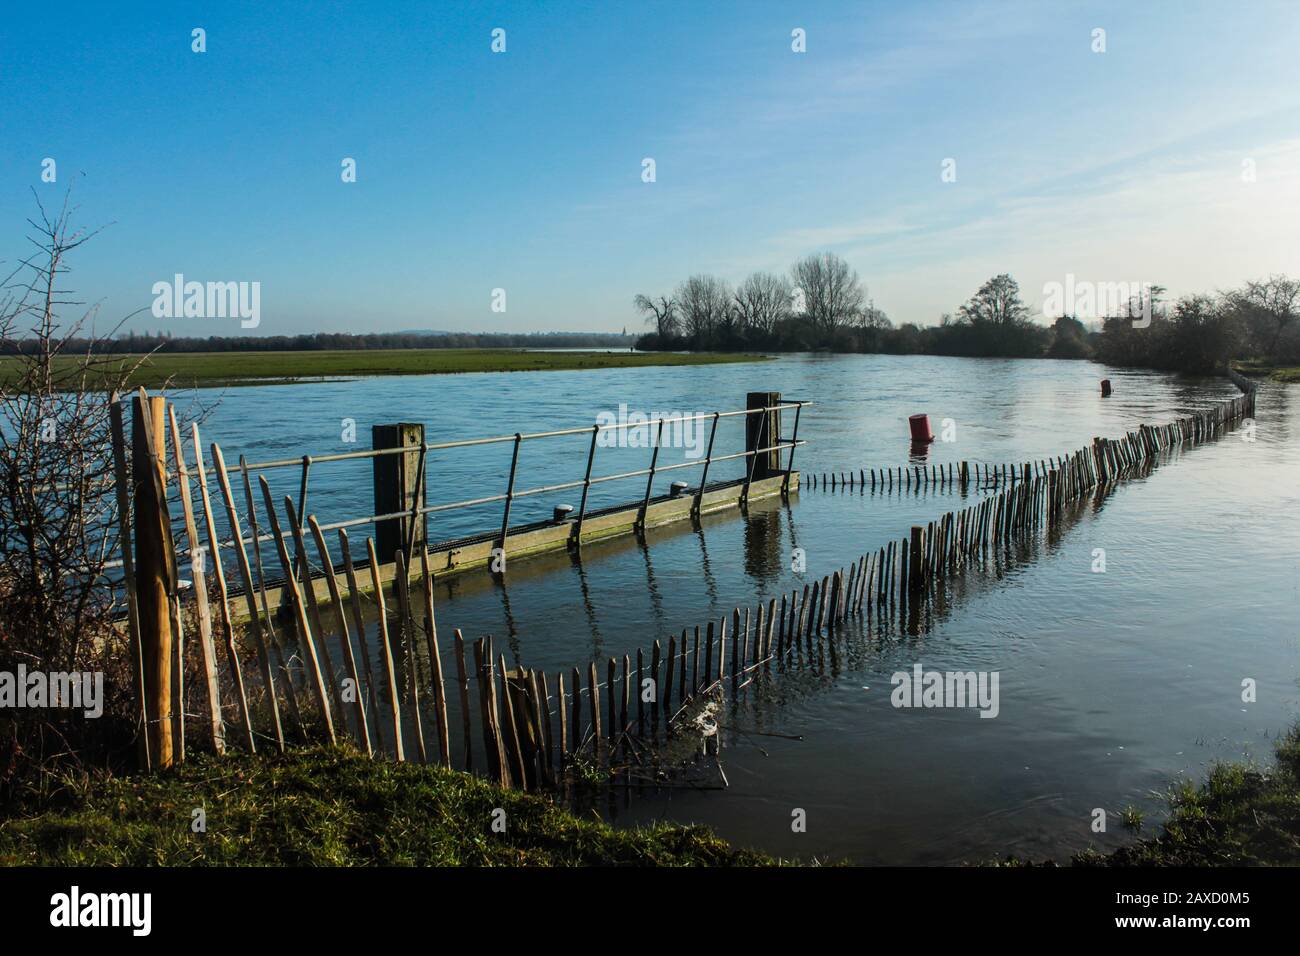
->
[175, 354, 1296, 863]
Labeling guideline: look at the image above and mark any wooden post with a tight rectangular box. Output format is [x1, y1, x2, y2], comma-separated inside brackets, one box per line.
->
[636, 648, 645, 736]
[534, 670, 553, 785]
[650, 640, 661, 728]
[662, 637, 674, 726]
[108, 394, 150, 770]
[620, 655, 630, 748]
[717, 615, 727, 686]
[681, 628, 690, 702]
[704, 622, 714, 686]
[167, 408, 225, 754]
[197, 434, 256, 752]
[257, 476, 334, 743]
[394, 552, 429, 764]
[284, 495, 347, 728]
[365, 538, 402, 759]
[132, 393, 175, 770]
[454, 629, 473, 770]
[558, 672, 569, 760]
[588, 661, 602, 757]
[308, 518, 371, 755]
[210, 443, 285, 752]
[474, 639, 500, 781]
[340, 531, 383, 751]
[245, 458, 305, 740]
[746, 392, 782, 480]
[731, 611, 741, 690]
[498, 655, 526, 787]
[420, 548, 451, 767]
[691, 629, 702, 697]
[909, 526, 923, 599]
[571, 665, 582, 757]
[606, 658, 617, 751]
[372, 423, 425, 566]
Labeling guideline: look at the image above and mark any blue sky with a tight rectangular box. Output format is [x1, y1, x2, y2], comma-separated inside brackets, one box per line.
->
[2, 0, 1298, 337]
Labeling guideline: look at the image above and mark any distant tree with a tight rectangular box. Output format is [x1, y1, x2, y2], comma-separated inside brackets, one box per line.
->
[1046, 315, 1090, 359]
[674, 275, 732, 345]
[857, 301, 892, 330]
[732, 272, 793, 338]
[1225, 275, 1299, 356]
[790, 252, 865, 336]
[633, 293, 679, 340]
[1167, 295, 1242, 373]
[958, 273, 1031, 327]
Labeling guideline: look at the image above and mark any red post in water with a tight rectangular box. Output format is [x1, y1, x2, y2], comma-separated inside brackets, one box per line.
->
[1100, 379, 1112, 397]
[908, 414, 934, 444]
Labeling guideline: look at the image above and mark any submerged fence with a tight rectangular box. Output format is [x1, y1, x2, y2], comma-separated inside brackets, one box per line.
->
[110, 389, 808, 770]
[540, 373, 1261, 789]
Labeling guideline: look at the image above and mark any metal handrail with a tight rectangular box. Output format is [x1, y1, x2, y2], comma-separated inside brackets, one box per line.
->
[190, 401, 811, 476]
[99, 400, 813, 571]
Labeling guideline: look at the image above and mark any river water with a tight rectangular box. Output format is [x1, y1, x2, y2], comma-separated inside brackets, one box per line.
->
[176, 354, 1299, 864]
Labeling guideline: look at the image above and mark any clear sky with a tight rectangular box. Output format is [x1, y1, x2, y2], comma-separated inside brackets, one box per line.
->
[2, 0, 1298, 337]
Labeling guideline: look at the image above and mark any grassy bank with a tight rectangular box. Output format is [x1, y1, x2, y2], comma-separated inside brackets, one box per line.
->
[1232, 359, 1300, 383]
[1076, 727, 1300, 866]
[0, 747, 774, 866]
[8, 731, 1295, 867]
[997, 725, 1300, 867]
[0, 348, 767, 390]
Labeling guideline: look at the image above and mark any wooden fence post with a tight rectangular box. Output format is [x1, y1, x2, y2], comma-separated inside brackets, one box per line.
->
[372, 423, 425, 565]
[132, 393, 175, 770]
[746, 392, 782, 479]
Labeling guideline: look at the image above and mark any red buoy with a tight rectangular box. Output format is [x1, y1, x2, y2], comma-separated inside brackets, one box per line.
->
[1100, 379, 1112, 397]
[908, 413, 934, 443]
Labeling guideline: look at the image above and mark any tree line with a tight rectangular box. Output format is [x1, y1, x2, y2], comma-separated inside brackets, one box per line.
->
[0, 330, 635, 356]
[634, 252, 1300, 373]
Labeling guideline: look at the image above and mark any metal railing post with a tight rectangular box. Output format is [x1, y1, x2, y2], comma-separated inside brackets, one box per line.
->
[496, 433, 522, 569]
[691, 412, 721, 520]
[741, 406, 769, 505]
[637, 419, 665, 532]
[783, 402, 803, 496]
[403, 445, 427, 568]
[572, 424, 600, 548]
[290, 454, 311, 582]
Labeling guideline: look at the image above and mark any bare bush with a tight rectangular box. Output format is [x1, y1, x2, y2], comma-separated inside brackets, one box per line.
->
[0, 190, 145, 795]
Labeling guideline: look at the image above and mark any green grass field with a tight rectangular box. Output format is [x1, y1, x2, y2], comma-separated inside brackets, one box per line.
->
[0, 746, 775, 866]
[0, 348, 768, 390]
[1232, 359, 1300, 383]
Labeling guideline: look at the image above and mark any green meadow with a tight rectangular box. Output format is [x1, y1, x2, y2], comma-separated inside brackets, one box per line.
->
[0, 348, 768, 391]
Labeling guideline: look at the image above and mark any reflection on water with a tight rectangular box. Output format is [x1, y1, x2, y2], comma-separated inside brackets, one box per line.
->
[179, 355, 1296, 863]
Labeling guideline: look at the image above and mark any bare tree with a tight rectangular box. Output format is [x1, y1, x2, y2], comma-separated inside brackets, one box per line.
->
[856, 299, 892, 330]
[1225, 275, 1299, 355]
[632, 293, 679, 339]
[790, 252, 865, 335]
[732, 272, 793, 337]
[674, 275, 732, 344]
